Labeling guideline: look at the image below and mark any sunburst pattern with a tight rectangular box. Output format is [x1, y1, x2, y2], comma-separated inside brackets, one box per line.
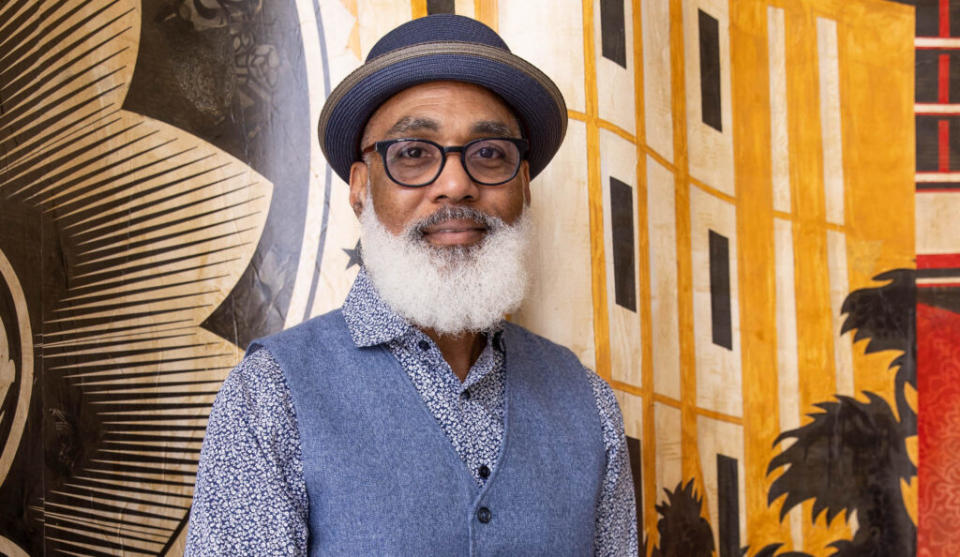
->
[0, 0, 273, 554]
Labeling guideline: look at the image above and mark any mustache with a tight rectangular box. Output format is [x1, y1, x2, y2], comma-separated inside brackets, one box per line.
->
[407, 206, 504, 239]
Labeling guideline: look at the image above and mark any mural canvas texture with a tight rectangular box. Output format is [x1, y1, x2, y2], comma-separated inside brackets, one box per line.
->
[0, 0, 951, 555]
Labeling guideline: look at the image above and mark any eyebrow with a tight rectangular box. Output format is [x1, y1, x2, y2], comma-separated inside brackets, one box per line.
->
[385, 116, 439, 136]
[384, 117, 519, 139]
[471, 120, 518, 137]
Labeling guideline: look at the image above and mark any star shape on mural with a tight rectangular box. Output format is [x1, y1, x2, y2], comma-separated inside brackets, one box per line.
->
[343, 240, 362, 269]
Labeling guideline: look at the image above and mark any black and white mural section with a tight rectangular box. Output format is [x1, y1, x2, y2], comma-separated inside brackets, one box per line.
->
[0, 0, 342, 553]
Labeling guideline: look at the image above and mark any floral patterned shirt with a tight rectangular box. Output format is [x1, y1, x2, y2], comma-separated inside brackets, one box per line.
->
[186, 269, 637, 555]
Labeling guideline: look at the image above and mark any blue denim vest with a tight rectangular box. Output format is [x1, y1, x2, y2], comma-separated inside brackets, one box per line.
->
[252, 310, 604, 556]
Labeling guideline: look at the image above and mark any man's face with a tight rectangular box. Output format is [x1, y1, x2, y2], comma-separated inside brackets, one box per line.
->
[348, 81, 531, 247]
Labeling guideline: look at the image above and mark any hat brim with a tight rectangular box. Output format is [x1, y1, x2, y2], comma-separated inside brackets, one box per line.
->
[318, 41, 567, 184]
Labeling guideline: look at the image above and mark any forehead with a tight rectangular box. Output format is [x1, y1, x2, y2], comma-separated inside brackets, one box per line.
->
[363, 81, 520, 140]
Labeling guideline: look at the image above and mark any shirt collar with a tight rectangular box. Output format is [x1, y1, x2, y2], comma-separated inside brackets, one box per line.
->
[342, 267, 412, 347]
[342, 267, 506, 349]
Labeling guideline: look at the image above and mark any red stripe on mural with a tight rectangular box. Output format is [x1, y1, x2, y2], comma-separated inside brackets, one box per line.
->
[917, 253, 960, 269]
[941, 0, 951, 38]
[918, 303, 960, 557]
[940, 54, 950, 103]
[919, 282, 960, 288]
[939, 120, 951, 171]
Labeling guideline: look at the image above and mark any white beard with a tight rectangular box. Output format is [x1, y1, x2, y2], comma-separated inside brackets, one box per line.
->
[359, 197, 532, 335]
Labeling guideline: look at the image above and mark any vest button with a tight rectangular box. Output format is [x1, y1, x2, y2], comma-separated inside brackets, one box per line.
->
[477, 507, 492, 523]
[461, 389, 471, 400]
[418, 340, 430, 351]
[478, 465, 491, 479]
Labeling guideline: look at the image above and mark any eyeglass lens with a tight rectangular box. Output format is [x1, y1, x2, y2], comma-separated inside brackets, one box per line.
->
[384, 139, 521, 186]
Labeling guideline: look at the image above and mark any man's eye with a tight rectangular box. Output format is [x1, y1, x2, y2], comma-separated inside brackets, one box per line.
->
[475, 147, 503, 159]
[399, 147, 424, 158]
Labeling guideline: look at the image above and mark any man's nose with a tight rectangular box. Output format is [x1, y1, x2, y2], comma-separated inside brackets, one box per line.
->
[429, 153, 479, 202]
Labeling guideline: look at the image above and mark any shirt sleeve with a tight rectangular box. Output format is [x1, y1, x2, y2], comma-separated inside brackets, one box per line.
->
[585, 369, 639, 557]
[185, 347, 308, 556]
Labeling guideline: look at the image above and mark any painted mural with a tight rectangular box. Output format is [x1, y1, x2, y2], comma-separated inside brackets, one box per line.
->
[0, 0, 952, 556]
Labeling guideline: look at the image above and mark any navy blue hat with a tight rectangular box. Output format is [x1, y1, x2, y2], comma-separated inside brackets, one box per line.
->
[318, 14, 567, 184]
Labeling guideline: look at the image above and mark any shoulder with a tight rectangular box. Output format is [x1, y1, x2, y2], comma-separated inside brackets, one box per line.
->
[247, 310, 352, 375]
[503, 323, 624, 434]
[501, 323, 619, 405]
[502, 323, 626, 451]
[501, 321, 582, 364]
[219, 347, 284, 401]
[578, 368, 627, 464]
[251, 309, 347, 351]
[212, 347, 296, 430]
[582, 368, 624, 438]
[502, 322, 611, 409]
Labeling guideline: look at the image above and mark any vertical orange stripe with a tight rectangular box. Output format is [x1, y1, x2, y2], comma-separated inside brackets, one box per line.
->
[839, 0, 916, 410]
[581, 0, 612, 380]
[836, 0, 917, 525]
[667, 0, 701, 493]
[411, 0, 427, 19]
[474, 0, 498, 31]
[631, 0, 658, 551]
[783, 4, 850, 552]
[729, 0, 793, 549]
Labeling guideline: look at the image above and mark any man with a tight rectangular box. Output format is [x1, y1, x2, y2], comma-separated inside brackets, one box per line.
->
[186, 14, 637, 556]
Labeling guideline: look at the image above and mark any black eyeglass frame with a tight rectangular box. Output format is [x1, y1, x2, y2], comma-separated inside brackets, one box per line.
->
[360, 137, 530, 187]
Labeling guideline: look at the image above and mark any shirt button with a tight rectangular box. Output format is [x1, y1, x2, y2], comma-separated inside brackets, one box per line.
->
[418, 340, 430, 351]
[461, 389, 471, 400]
[477, 507, 492, 523]
[478, 465, 491, 479]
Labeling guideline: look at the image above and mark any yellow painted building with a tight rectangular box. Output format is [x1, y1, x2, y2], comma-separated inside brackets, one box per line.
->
[498, 0, 916, 554]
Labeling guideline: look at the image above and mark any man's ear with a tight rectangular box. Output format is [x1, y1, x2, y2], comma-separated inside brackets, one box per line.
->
[349, 161, 369, 218]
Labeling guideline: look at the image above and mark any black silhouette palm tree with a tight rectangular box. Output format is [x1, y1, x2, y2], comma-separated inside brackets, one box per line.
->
[762, 269, 917, 556]
[649, 480, 715, 557]
[840, 269, 917, 436]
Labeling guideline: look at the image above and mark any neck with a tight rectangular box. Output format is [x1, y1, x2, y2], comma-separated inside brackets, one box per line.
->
[423, 328, 487, 382]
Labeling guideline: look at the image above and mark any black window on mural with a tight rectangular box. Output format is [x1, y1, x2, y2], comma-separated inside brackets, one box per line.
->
[610, 177, 637, 312]
[916, 117, 940, 172]
[951, 3, 960, 37]
[895, 0, 960, 37]
[627, 436, 643, 542]
[948, 52, 960, 102]
[427, 0, 455, 15]
[949, 118, 960, 171]
[915, 50, 939, 104]
[600, 0, 627, 68]
[698, 9, 722, 131]
[709, 230, 732, 349]
[717, 454, 740, 557]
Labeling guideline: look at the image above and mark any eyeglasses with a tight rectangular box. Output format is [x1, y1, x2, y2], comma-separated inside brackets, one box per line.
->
[361, 137, 529, 187]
